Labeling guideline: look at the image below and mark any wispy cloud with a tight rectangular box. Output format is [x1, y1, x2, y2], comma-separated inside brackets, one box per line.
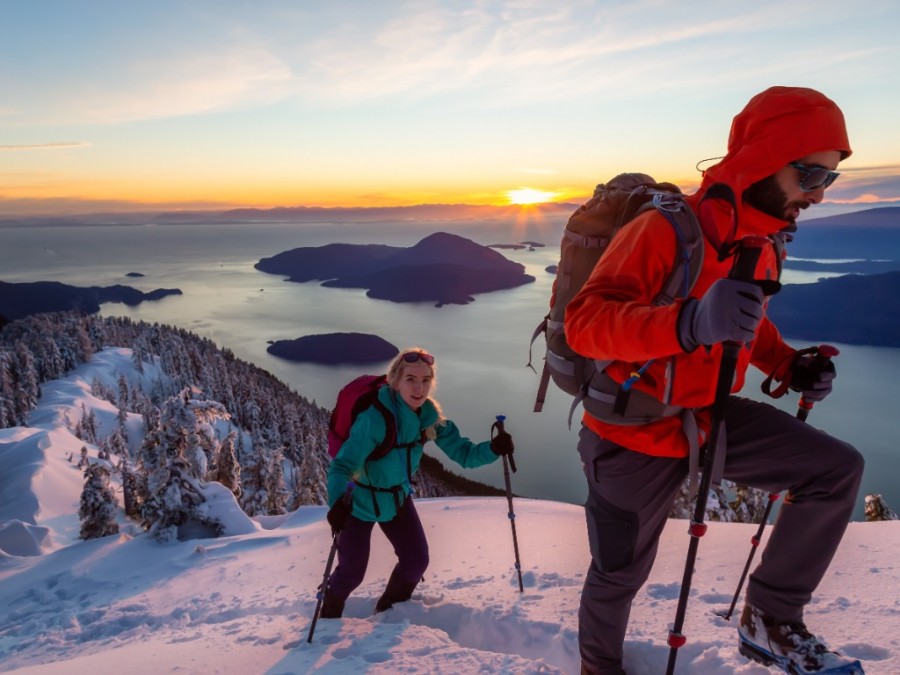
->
[0, 142, 92, 152]
[288, 2, 828, 106]
[69, 45, 294, 124]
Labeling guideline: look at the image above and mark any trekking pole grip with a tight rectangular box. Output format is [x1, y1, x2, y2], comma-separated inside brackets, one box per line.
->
[718, 235, 769, 368]
[729, 235, 768, 283]
[493, 414, 516, 473]
[797, 344, 839, 421]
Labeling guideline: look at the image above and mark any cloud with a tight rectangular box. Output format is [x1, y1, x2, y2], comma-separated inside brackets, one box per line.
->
[0, 142, 92, 152]
[69, 46, 294, 124]
[287, 2, 825, 106]
[825, 167, 900, 205]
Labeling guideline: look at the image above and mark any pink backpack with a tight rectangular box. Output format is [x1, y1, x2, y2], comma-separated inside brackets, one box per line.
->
[327, 374, 396, 460]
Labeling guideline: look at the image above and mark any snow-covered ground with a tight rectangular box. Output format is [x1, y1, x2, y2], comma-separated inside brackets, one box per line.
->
[0, 349, 897, 674]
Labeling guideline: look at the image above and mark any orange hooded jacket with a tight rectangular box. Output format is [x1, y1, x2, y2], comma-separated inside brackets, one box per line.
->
[565, 86, 852, 458]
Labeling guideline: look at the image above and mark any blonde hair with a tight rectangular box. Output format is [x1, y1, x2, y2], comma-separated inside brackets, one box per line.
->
[387, 347, 444, 436]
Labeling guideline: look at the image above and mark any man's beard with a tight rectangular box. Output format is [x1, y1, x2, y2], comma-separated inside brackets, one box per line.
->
[743, 175, 809, 225]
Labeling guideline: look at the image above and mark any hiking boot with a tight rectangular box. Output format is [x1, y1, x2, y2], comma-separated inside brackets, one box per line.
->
[374, 569, 419, 613]
[319, 586, 346, 619]
[738, 604, 864, 674]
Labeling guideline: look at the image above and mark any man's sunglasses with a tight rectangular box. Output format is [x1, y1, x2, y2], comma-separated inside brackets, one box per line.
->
[401, 351, 434, 365]
[790, 161, 840, 192]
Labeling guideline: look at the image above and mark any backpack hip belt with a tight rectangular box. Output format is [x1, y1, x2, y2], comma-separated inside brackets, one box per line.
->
[573, 366, 685, 428]
[354, 481, 407, 518]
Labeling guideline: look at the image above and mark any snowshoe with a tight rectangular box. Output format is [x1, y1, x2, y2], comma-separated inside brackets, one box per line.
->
[738, 604, 864, 674]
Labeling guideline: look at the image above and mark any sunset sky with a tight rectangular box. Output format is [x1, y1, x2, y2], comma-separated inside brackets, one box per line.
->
[2, 0, 899, 215]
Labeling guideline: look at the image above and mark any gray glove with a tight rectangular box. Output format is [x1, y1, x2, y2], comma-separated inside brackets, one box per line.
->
[678, 278, 764, 352]
[789, 354, 836, 402]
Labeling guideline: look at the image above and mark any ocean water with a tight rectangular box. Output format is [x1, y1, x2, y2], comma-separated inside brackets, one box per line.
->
[2, 220, 898, 520]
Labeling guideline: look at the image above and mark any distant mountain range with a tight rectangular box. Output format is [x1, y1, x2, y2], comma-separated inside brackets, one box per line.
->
[255, 231, 535, 306]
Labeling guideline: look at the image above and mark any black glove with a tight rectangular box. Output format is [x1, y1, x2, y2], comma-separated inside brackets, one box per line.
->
[327, 497, 352, 534]
[490, 431, 515, 456]
[677, 278, 764, 352]
[789, 354, 836, 403]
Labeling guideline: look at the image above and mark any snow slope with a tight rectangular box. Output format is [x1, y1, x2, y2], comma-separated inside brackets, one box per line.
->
[0, 349, 897, 674]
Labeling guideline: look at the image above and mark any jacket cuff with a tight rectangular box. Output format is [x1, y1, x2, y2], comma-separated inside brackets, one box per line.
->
[676, 298, 700, 353]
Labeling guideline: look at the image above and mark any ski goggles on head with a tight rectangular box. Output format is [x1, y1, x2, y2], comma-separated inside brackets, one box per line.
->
[789, 161, 840, 192]
[401, 351, 434, 365]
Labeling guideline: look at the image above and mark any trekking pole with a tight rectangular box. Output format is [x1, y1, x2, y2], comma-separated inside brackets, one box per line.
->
[494, 414, 524, 592]
[665, 236, 768, 675]
[716, 491, 780, 621]
[718, 344, 839, 620]
[307, 482, 354, 643]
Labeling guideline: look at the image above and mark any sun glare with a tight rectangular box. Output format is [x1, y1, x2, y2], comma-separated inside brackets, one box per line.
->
[507, 188, 556, 205]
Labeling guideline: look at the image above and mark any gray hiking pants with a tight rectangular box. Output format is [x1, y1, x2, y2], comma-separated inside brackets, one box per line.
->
[577, 396, 864, 675]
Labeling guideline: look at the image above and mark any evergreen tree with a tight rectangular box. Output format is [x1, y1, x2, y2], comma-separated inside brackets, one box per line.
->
[144, 457, 213, 543]
[0, 350, 14, 429]
[79, 464, 120, 540]
[120, 458, 144, 519]
[266, 446, 289, 515]
[216, 431, 242, 498]
[138, 389, 230, 540]
[13, 342, 40, 425]
[294, 434, 328, 507]
[107, 428, 129, 458]
[118, 374, 130, 410]
[240, 445, 270, 517]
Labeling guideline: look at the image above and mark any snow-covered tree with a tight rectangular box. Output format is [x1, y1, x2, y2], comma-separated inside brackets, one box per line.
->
[13, 342, 40, 425]
[240, 445, 271, 517]
[0, 350, 14, 428]
[118, 374, 130, 410]
[293, 434, 328, 507]
[103, 427, 128, 458]
[76, 404, 99, 445]
[79, 464, 120, 540]
[216, 431, 241, 498]
[143, 457, 215, 543]
[138, 389, 231, 540]
[120, 458, 144, 519]
[266, 446, 289, 515]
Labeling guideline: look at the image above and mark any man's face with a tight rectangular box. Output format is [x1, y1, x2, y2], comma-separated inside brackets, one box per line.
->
[744, 150, 842, 225]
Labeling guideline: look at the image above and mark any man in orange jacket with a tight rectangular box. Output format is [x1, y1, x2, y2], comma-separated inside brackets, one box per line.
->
[566, 87, 865, 674]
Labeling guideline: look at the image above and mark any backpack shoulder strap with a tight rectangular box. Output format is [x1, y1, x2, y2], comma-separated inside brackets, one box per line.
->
[368, 397, 397, 461]
[645, 192, 705, 305]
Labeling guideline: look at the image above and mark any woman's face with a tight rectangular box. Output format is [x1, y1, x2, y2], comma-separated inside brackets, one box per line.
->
[394, 361, 433, 410]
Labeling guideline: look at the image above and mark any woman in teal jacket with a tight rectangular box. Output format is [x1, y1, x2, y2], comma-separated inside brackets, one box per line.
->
[321, 347, 514, 618]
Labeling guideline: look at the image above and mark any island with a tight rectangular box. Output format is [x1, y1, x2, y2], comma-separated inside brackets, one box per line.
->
[767, 271, 900, 347]
[267, 332, 398, 365]
[255, 231, 535, 307]
[0, 281, 182, 321]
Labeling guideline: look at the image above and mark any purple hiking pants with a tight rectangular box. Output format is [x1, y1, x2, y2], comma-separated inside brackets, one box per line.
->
[578, 396, 864, 675]
[327, 496, 429, 601]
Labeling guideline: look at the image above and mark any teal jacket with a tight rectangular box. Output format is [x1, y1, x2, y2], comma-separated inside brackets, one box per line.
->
[327, 386, 499, 522]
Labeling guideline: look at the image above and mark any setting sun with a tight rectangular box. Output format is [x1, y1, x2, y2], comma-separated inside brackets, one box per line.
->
[507, 188, 557, 205]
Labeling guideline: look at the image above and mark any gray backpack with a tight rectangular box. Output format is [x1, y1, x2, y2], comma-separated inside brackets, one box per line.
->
[529, 173, 705, 426]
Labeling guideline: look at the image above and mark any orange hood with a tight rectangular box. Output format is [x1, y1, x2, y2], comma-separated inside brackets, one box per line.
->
[696, 86, 852, 238]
